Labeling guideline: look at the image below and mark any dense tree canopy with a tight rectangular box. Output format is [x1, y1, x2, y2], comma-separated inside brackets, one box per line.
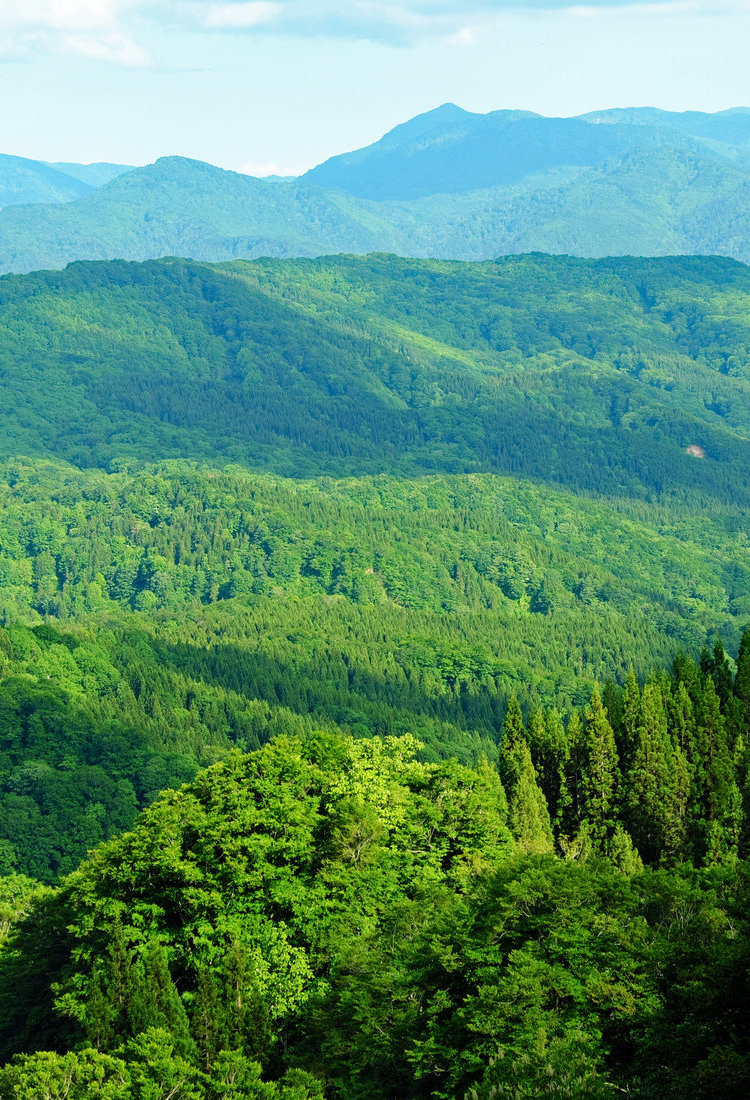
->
[0, 252, 748, 1094]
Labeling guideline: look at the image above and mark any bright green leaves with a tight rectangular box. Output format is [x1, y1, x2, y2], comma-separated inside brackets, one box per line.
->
[1, 733, 512, 1090]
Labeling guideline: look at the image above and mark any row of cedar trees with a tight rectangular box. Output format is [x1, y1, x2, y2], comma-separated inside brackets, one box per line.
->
[501, 632, 750, 868]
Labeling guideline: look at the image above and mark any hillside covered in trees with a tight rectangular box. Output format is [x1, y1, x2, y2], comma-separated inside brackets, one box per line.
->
[5, 106, 750, 271]
[0, 250, 748, 1094]
[0, 452, 745, 881]
[2, 638, 750, 1097]
[1, 253, 750, 507]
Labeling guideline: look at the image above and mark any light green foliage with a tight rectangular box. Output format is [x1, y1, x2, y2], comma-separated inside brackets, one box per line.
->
[506, 740, 554, 854]
[0, 1047, 130, 1100]
[464, 1032, 609, 1099]
[0, 708, 749, 1096]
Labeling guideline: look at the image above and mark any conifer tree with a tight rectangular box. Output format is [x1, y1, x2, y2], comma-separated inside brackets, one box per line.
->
[625, 678, 672, 864]
[619, 665, 641, 775]
[558, 708, 584, 839]
[498, 695, 526, 793]
[539, 707, 569, 826]
[506, 740, 554, 854]
[501, 696, 525, 753]
[525, 706, 546, 774]
[694, 676, 742, 863]
[735, 627, 750, 708]
[664, 741, 691, 865]
[711, 638, 734, 709]
[579, 686, 620, 848]
[499, 698, 553, 853]
[606, 823, 643, 874]
[734, 627, 750, 747]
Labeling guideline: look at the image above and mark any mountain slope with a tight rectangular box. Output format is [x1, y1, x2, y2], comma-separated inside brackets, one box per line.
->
[0, 158, 395, 274]
[0, 252, 750, 507]
[390, 142, 750, 259]
[3, 106, 750, 270]
[302, 103, 638, 199]
[46, 161, 134, 187]
[0, 154, 95, 209]
[582, 105, 750, 166]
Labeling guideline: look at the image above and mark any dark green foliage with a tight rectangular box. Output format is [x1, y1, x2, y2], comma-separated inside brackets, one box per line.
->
[1, 254, 750, 511]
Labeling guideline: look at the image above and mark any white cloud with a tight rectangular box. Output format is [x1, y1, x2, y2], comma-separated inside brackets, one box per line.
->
[240, 159, 280, 175]
[190, 0, 740, 45]
[0, 0, 126, 31]
[1, 0, 747, 61]
[445, 25, 476, 43]
[568, 1, 699, 16]
[59, 30, 150, 63]
[204, 2, 279, 28]
[0, 0, 150, 64]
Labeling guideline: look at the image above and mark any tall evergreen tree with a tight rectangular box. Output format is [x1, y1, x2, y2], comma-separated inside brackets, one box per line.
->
[619, 665, 641, 775]
[558, 708, 583, 839]
[579, 686, 620, 848]
[734, 627, 750, 747]
[498, 695, 526, 794]
[505, 739, 554, 854]
[625, 678, 672, 864]
[694, 676, 742, 864]
[710, 638, 734, 710]
[499, 698, 554, 853]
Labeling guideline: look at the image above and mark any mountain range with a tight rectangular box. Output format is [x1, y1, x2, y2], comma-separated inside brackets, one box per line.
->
[2, 104, 750, 1096]
[0, 155, 132, 210]
[2, 105, 750, 271]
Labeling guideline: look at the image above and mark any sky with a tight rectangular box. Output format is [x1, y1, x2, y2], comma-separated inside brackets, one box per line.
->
[0, 0, 749, 174]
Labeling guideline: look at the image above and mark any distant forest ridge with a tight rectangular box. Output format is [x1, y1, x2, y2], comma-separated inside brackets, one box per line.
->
[2, 105, 750, 269]
[1, 251, 750, 506]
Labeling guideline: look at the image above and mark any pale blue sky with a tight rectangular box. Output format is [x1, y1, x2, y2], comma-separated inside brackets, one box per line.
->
[1, 1, 749, 173]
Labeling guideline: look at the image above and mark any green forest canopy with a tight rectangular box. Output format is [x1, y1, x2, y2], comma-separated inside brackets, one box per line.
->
[0, 253, 749, 504]
[3, 647, 750, 1099]
[0, 252, 748, 1094]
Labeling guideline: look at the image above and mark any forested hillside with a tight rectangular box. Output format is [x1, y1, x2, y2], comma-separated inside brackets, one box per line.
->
[0, 455, 746, 882]
[0, 250, 749, 1094]
[3, 642, 750, 1098]
[1, 253, 750, 507]
[5, 106, 750, 270]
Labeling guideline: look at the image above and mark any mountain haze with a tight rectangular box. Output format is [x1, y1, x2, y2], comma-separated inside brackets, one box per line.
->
[0, 155, 132, 210]
[302, 104, 637, 199]
[2, 105, 750, 270]
[0, 155, 93, 209]
[0, 158, 393, 274]
[46, 161, 134, 187]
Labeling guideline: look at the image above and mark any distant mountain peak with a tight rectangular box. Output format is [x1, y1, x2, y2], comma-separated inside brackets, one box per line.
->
[3, 104, 750, 272]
